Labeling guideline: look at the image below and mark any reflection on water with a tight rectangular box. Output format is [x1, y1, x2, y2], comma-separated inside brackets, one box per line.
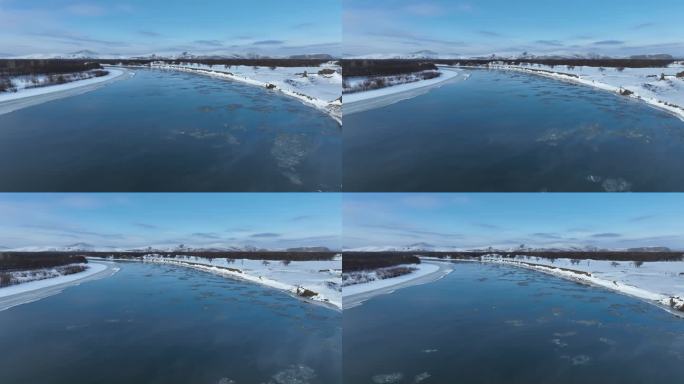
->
[0, 69, 341, 192]
[344, 262, 684, 384]
[0, 262, 341, 384]
[344, 69, 684, 191]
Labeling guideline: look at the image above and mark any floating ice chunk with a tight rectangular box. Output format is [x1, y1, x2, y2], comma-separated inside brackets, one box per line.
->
[414, 372, 431, 383]
[268, 365, 316, 384]
[372, 373, 404, 383]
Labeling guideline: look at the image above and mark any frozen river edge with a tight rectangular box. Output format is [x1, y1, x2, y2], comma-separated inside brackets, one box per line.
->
[0, 68, 130, 116]
[0, 261, 119, 311]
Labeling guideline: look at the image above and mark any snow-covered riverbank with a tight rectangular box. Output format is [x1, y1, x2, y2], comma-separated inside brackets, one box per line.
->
[0, 68, 129, 116]
[480, 254, 684, 317]
[137, 255, 342, 310]
[140, 62, 342, 124]
[343, 261, 452, 309]
[0, 261, 118, 311]
[482, 62, 684, 121]
[343, 68, 465, 115]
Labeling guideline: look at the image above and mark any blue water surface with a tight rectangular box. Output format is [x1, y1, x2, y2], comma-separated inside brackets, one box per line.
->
[344, 69, 684, 192]
[0, 69, 341, 192]
[343, 262, 684, 383]
[0, 261, 341, 384]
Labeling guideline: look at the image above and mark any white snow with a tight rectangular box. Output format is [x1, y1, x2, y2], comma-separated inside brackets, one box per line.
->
[483, 62, 684, 121]
[343, 68, 465, 114]
[0, 262, 109, 299]
[0, 69, 126, 103]
[0, 68, 129, 115]
[137, 62, 342, 124]
[342, 263, 441, 296]
[481, 254, 684, 315]
[141, 255, 341, 309]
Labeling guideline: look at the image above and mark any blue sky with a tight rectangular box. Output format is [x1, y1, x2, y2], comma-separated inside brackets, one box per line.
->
[344, 0, 684, 57]
[343, 194, 684, 250]
[0, 0, 341, 57]
[0, 194, 341, 250]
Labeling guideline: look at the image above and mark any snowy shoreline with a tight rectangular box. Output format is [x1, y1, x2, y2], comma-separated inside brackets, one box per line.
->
[99, 255, 343, 310]
[476, 63, 684, 122]
[343, 261, 452, 309]
[136, 63, 342, 124]
[474, 255, 684, 318]
[0, 68, 130, 116]
[0, 261, 118, 311]
[343, 68, 465, 115]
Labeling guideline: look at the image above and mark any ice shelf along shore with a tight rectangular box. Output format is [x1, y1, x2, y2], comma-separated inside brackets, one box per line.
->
[0, 262, 118, 311]
[136, 255, 342, 310]
[475, 62, 684, 121]
[135, 62, 342, 124]
[342, 261, 452, 308]
[477, 254, 684, 316]
[343, 68, 466, 115]
[0, 68, 129, 116]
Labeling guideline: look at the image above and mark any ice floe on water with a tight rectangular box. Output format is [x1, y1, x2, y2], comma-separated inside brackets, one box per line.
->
[267, 365, 316, 384]
[505, 319, 525, 327]
[572, 320, 602, 327]
[553, 331, 577, 337]
[372, 373, 404, 383]
[271, 133, 310, 186]
[413, 372, 431, 383]
[216, 365, 317, 384]
[370, 372, 431, 384]
[561, 354, 592, 366]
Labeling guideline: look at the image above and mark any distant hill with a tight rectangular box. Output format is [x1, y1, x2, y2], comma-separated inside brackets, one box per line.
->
[288, 54, 335, 60]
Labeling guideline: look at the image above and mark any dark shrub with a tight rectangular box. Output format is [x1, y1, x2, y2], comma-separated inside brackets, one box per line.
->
[376, 266, 417, 279]
[343, 253, 420, 272]
[61, 265, 87, 275]
[0, 76, 15, 92]
[342, 60, 438, 77]
[0, 60, 102, 77]
[296, 286, 317, 298]
[0, 272, 12, 287]
[318, 68, 336, 76]
[0, 253, 87, 271]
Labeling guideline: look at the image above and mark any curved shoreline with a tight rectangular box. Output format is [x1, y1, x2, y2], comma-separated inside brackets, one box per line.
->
[343, 68, 464, 115]
[475, 257, 684, 319]
[343, 261, 452, 309]
[134, 64, 342, 125]
[94, 257, 342, 311]
[0, 261, 119, 311]
[480, 65, 684, 122]
[366, 257, 684, 318]
[0, 68, 131, 116]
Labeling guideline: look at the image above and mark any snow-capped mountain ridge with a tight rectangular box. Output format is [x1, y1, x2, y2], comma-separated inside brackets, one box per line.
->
[10, 51, 339, 60]
[345, 244, 679, 253]
[3, 244, 336, 253]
